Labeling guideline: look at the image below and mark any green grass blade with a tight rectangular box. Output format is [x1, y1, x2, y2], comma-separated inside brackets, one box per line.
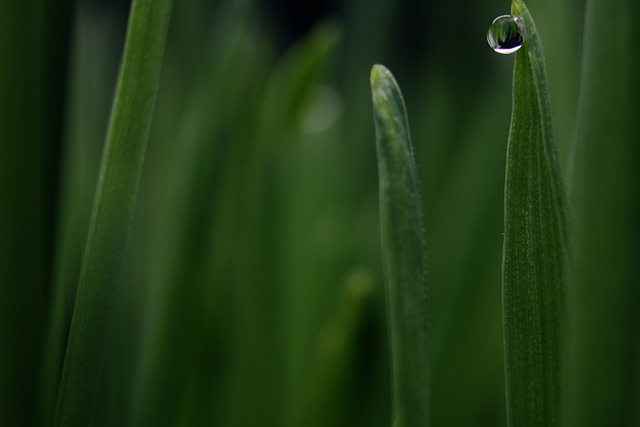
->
[501, 1, 569, 425]
[370, 64, 429, 427]
[53, 0, 174, 425]
[566, 0, 640, 425]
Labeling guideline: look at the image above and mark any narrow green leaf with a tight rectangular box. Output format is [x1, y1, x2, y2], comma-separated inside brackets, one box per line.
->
[53, 0, 174, 425]
[566, 0, 640, 425]
[501, 0, 569, 425]
[370, 64, 429, 427]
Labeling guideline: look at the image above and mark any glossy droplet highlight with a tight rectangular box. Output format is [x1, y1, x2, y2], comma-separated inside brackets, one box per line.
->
[487, 15, 525, 54]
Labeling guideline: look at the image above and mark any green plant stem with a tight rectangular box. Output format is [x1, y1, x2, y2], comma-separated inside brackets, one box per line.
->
[53, 0, 173, 425]
[371, 64, 429, 427]
[502, 0, 568, 425]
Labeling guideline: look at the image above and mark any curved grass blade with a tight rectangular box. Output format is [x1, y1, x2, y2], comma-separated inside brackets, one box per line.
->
[370, 64, 429, 427]
[53, 0, 174, 425]
[501, 1, 569, 425]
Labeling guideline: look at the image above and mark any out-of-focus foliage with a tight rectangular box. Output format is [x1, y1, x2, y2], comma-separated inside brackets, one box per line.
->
[0, 0, 637, 426]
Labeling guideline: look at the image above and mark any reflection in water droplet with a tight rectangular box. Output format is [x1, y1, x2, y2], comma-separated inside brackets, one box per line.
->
[487, 15, 525, 54]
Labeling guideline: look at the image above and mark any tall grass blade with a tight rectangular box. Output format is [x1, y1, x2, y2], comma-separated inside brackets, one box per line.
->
[53, 0, 174, 425]
[566, 0, 640, 425]
[370, 64, 429, 427]
[502, 0, 569, 425]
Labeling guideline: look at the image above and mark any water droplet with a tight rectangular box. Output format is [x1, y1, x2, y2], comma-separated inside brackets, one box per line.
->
[487, 15, 525, 54]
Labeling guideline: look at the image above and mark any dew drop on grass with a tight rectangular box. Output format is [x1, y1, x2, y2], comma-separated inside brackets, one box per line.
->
[487, 15, 525, 54]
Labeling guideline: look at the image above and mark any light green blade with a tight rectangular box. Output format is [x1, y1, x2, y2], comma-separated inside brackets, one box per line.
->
[371, 64, 429, 427]
[502, 0, 569, 425]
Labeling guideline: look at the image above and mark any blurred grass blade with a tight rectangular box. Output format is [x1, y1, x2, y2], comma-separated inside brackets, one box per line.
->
[370, 64, 429, 427]
[53, 0, 174, 425]
[259, 22, 341, 138]
[224, 24, 342, 427]
[43, 7, 123, 420]
[295, 269, 373, 427]
[566, 0, 640, 425]
[502, 0, 568, 425]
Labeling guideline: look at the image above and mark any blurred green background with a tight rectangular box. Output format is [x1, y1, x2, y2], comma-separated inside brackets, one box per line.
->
[0, 0, 604, 426]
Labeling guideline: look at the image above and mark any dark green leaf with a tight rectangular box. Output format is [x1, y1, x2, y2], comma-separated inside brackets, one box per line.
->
[53, 0, 174, 425]
[502, 0, 569, 425]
